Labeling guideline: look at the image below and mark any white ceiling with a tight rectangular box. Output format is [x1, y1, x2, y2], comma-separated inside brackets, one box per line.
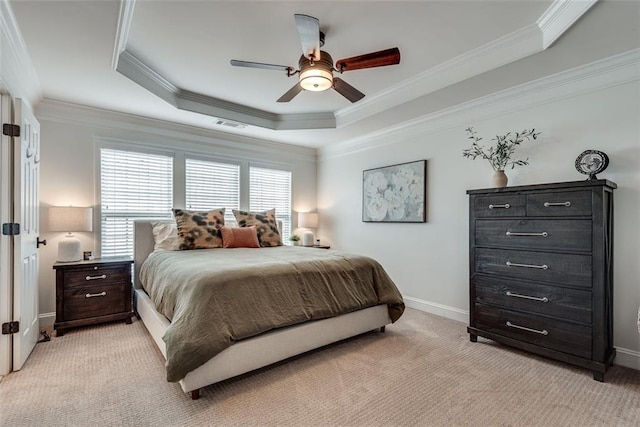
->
[10, 0, 600, 148]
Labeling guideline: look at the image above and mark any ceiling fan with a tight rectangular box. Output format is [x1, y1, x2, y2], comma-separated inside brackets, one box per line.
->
[230, 14, 401, 103]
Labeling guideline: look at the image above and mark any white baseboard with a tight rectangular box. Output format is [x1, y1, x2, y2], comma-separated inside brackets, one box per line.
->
[404, 296, 639, 372]
[404, 296, 469, 324]
[38, 312, 55, 330]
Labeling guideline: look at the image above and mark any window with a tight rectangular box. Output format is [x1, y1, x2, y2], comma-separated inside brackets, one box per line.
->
[249, 166, 292, 241]
[100, 148, 173, 257]
[185, 158, 240, 225]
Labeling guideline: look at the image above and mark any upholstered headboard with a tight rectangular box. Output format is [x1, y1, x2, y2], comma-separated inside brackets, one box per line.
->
[133, 219, 284, 290]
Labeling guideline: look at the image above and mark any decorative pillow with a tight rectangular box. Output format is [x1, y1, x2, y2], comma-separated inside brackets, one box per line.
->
[218, 226, 260, 248]
[173, 208, 225, 250]
[151, 221, 179, 251]
[232, 208, 282, 247]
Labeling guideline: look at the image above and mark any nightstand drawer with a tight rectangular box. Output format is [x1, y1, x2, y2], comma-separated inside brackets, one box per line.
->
[474, 304, 592, 359]
[63, 266, 130, 287]
[474, 194, 526, 217]
[474, 275, 592, 324]
[475, 219, 592, 252]
[527, 190, 592, 217]
[63, 283, 127, 321]
[475, 248, 592, 288]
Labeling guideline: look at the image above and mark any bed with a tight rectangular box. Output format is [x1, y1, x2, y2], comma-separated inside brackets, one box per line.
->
[133, 219, 404, 399]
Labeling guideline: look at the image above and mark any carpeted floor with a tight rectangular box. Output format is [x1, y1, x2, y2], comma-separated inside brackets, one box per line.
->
[1, 308, 639, 426]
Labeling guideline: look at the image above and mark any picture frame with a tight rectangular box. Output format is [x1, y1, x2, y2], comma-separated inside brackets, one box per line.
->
[362, 160, 427, 223]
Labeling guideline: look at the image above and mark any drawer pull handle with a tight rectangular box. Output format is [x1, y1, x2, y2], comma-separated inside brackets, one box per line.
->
[506, 321, 548, 335]
[506, 261, 549, 270]
[505, 231, 548, 238]
[489, 203, 510, 209]
[506, 291, 549, 303]
[544, 201, 571, 208]
[85, 274, 106, 281]
[85, 291, 107, 298]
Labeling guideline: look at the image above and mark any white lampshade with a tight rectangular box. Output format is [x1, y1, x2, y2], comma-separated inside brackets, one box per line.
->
[49, 206, 93, 232]
[298, 212, 318, 229]
[49, 206, 93, 262]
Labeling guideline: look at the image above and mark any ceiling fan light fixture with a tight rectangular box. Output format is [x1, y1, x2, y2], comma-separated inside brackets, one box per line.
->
[299, 68, 333, 91]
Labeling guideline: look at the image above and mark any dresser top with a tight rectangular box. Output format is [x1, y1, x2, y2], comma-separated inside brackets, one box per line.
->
[53, 256, 133, 269]
[466, 179, 617, 195]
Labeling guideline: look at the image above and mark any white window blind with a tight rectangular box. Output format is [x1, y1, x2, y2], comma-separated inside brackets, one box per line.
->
[185, 158, 240, 225]
[100, 148, 173, 257]
[249, 166, 292, 241]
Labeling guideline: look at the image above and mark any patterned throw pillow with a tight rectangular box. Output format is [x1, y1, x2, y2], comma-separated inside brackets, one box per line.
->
[173, 208, 225, 250]
[232, 208, 282, 247]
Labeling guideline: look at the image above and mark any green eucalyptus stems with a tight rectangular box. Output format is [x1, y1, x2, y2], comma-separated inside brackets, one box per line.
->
[463, 127, 541, 171]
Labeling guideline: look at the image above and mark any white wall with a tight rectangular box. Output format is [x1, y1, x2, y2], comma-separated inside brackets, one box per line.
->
[317, 59, 640, 370]
[35, 102, 317, 325]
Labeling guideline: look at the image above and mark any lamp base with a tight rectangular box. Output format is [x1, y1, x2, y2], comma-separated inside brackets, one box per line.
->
[58, 236, 82, 262]
[302, 231, 315, 247]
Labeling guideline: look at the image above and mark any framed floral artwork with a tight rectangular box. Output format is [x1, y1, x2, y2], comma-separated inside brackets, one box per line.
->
[362, 160, 426, 223]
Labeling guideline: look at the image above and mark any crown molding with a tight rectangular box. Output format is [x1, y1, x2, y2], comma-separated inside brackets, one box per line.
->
[335, 23, 543, 128]
[319, 49, 640, 161]
[0, 0, 41, 105]
[537, 0, 598, 49]
[111, 0, 136, 70]
[35, 99, 317, 162]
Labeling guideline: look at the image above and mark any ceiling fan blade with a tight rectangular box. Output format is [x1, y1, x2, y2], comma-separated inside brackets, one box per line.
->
[294, 14, 320, 61]
[230, 60, 292, 73]
[277, 83, 303, 103]
[333, 78, 365, 103]
[335, 47, 401, 72]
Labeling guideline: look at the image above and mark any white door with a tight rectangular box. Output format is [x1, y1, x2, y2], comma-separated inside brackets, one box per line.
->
[12, 98, 40, 370]
[0, 95, 12, 375]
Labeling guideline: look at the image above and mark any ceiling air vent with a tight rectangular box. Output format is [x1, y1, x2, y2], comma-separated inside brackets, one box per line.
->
[214, 119, 248, 129]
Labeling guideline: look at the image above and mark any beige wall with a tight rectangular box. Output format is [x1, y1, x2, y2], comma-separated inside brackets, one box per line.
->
[36, 104, 317, 324]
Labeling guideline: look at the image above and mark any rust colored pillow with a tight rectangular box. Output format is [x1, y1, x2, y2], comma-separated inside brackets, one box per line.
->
[219, 226, 260, 248]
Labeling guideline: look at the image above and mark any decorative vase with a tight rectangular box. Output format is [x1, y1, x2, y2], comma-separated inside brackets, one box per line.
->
[491, 170, 508, 188]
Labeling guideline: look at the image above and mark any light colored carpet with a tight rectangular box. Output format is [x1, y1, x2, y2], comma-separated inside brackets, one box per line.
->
[1, 308, 639, 426]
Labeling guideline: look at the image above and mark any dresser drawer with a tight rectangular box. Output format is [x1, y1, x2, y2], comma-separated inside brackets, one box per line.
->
[474, 275, 592, 324]
[475, 248, 592, 288]
[63, 283, 127, 321]
[474, 304, 592, 359]
[475, 219, 592, 252]
[527, 190, 592, 217]
[62, 266, 130, 287]
[473, 194, 526, 217]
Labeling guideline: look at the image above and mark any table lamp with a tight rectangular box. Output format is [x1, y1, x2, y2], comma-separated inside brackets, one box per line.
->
[298, 212, 318, 247]
[49, 206, 93, 262]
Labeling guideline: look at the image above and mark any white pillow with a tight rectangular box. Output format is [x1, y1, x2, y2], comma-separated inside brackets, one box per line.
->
[151, 221, 179, 251]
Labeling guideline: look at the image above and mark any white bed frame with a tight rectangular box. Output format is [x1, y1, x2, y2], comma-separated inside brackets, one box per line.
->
[133, 220, 391, 399]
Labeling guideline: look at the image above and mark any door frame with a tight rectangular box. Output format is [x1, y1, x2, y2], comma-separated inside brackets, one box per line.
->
[0, 92, 13, 375]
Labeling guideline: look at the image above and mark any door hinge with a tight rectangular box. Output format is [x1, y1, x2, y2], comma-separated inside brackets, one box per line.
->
[2, 223, 20, 236]
[1, 321, 19, 335]
[2, 123, 20, 138]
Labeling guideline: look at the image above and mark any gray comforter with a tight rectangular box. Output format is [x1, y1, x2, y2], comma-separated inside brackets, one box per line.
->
[139, 246, 405, 382]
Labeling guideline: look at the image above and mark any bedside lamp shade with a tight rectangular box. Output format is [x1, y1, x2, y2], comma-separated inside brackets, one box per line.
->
[298, 212, 318, 246]
[49, 206, 93, 262]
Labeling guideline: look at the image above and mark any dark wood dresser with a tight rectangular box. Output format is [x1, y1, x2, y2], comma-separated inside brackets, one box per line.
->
[54, 256, 133, 336]
[467, 180, 616, 381]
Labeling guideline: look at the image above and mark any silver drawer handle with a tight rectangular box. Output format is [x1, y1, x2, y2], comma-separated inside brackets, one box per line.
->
[544, 201, 571, 207]
[506, 261, 548, 270]
[85, 291, 107, 298]
[506, 291, 549, 303]
[506, 231, 548, 238]
[85, 274, 106, 281]
[489, 203, 510, 209]
[506, 321, 548, 335]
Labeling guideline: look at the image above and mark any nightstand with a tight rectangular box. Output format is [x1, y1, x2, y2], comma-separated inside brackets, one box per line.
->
[53, 256, 133, 336]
